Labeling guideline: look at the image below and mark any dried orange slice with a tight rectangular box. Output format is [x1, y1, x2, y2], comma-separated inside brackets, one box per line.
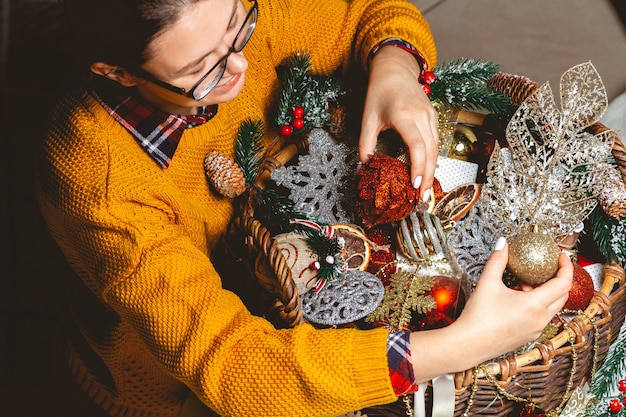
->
[432, 182, 481, 222]
[333, 224, 371, 271]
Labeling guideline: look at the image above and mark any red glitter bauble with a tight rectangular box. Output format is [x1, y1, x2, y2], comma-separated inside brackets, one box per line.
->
[563, 263, 595, 310]
[421, 83, 432, 96]
[618, 379, 626, 393]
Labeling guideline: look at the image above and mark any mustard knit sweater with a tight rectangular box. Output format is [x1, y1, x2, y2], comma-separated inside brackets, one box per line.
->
[36, 1, 436, 416]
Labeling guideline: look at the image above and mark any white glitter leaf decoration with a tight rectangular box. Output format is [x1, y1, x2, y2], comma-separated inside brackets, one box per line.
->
[480, 62, 615, 240]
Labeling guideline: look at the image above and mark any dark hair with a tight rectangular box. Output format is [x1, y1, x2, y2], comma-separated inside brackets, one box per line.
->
[63, 0, 198, 72]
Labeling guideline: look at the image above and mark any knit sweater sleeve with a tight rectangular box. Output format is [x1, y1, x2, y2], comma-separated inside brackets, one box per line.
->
[260, 0, 436, 75]
[36, 92, 397, 417]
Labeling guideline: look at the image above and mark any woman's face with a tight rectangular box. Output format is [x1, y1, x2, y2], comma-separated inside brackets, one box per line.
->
[135, 0, 250, 114]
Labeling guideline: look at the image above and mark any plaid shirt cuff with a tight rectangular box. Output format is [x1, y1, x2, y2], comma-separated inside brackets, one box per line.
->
[387, 331, 419, 396]
[370, 38, 429, 74]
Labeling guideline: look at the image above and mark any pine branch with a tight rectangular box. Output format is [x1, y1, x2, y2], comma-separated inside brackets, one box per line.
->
[430, 57, 509, 114]
[275, 52, 343, 129]
[584, 320, 626, 417]
[591, 205, 626, 268]
[235, 119, 265, 186]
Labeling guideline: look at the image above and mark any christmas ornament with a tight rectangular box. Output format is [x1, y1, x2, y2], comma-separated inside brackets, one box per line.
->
[204, 150, 247, 198]
[355, 154, 419, 228]
[430, 57, 510, 114]
[507, 228, 560, 285]
[300, 270, 384, 326]
[479, 62, 614, 246]
[271, 128, 358, 224]
[584, 318, 626, 417]
[563, 263, 595, 310]
[275, 53, 343, 135]
[596, 162, 626, 220]
[432, 182, 481, 223]
[368, 211, 466, 331]
[449, 126, 476, 161]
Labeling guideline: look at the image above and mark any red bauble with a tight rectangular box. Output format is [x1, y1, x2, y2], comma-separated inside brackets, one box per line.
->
[291, 117, 305, 130]
[421, 83, 432, 96]
[280, 124, 293, 137]
[421, 71, 436, 85]
[413, 275, 465, 331]
[563, 263, 595, 310]
[619, 379, 626, 393]
[609, 398, 623, 413]
[292, 106, 305, 118]
[514, 404, 546, 417]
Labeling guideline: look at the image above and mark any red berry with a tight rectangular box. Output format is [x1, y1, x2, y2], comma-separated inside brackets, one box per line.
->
[291, 117, 305, 130]
[619, 379, 626, 393]
[280, 124, 293, 137]
[421, 83, 432, 96]
[421, 71, 436, 85]
[292, 106, 305, 118]
[609, 398, 622, 413]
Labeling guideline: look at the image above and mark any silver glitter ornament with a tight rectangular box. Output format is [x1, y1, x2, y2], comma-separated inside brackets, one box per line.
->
[300, 270, 384, 326]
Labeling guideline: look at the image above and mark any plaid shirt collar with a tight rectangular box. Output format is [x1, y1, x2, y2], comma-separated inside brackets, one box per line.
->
[93, 90, 217, 169]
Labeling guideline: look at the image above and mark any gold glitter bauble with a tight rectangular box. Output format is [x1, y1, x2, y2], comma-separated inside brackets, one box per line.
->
[507, 231, 560, 286]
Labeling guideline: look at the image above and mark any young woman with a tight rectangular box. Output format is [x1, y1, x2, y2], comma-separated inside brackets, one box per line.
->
[36, 0, 573, 416]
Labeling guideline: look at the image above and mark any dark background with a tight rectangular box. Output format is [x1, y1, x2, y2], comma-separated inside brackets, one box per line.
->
[1, 1, 625, 416]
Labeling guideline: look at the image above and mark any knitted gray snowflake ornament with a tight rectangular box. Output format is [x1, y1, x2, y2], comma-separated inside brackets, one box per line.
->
[270, 128, 358, 224]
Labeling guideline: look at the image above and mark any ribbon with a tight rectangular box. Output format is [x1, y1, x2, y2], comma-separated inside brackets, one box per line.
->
[413, 375, 455, 417]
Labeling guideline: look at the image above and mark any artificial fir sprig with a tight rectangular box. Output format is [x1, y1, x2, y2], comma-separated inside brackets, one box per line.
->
[275, 53, 343, 132]
[591, 204, 626, 268]
[584, 320, 626, 417]
[235, 118, 266, 187]
[431, 57, 509, 114]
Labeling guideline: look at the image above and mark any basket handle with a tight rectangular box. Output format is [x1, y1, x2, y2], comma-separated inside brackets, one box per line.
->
[236, 135, 310, 327]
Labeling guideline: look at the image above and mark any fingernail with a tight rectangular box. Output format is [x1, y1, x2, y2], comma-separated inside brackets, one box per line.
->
[422, 188, 431, 203]
[494, 237, 506, 251]
[413, 176, 422, 189]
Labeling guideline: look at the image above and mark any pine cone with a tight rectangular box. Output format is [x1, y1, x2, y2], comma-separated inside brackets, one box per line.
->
[204, 150, 246, 198]
[328, 105, 347, 139]
[597, 163, 626, 220]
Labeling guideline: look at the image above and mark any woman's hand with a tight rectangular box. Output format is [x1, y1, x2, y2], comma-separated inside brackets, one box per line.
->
[360, 45, 439, 201]
[408, 238, 573, 383]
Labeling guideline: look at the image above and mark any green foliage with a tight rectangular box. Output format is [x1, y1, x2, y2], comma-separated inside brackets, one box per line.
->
[591, 205, 626, 268]
[431, 57, 509, 114]
[235, 119, 265, 186]
[275, 53, 343, 130]
[584, 320, 626, 417]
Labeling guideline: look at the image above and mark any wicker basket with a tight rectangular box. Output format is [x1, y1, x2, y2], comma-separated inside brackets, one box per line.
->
[232, 73, 626, 416]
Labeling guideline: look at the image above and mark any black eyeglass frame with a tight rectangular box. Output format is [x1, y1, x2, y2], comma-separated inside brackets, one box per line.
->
[133, 0, 258, 101]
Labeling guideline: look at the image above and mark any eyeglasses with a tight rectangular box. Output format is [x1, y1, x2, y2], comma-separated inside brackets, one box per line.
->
[134, 0, 258, 101]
